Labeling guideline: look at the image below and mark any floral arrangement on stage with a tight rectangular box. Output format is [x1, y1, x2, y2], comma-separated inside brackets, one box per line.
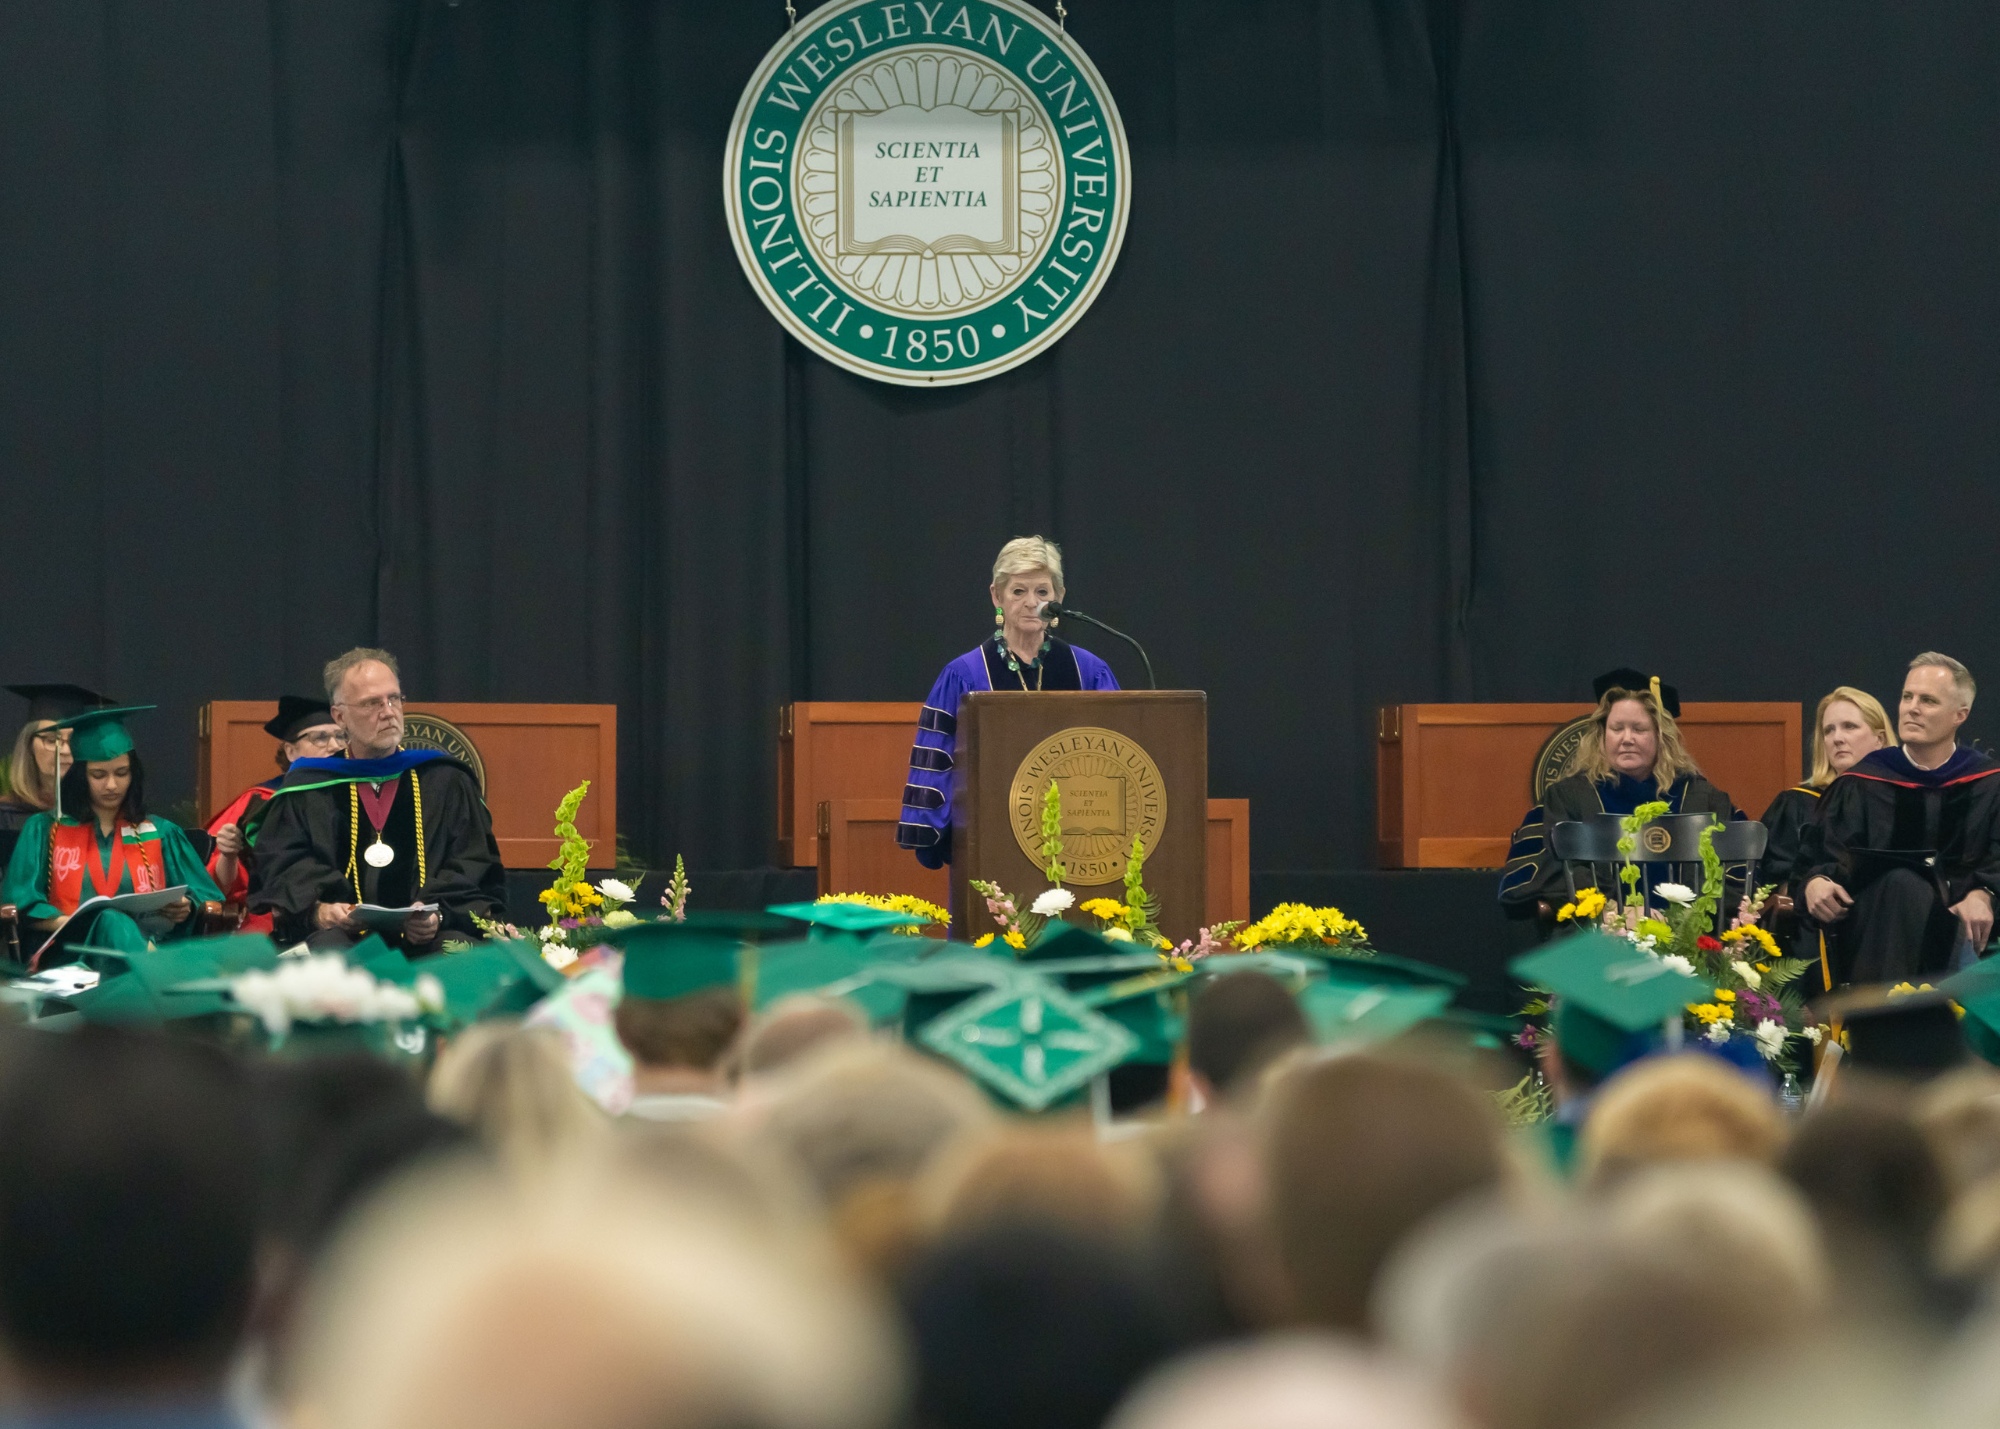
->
[475, 781, 646, 970]
[1528, 803, 1820, 1069]
[815, 891, 950, 935]
[1233, 903, 1373, 956]
[659, 855, 691, 922]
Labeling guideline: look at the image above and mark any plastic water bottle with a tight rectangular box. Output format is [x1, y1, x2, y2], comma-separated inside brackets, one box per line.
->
[1779, 1071, 1803, 1116]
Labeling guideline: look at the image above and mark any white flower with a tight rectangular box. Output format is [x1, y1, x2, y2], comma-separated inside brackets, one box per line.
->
[1102, 926, 1135, 942]
[413, 974, 446, 1016]
[1653, 883, 1696, 906]
[541, 943, 578, 971]
[1799, 1024, 1825, 1046]
[1731, 958, 1762, 990]
[1030, 888, 1076, 918]
[1632, 934, 1660, 953]
[229, 954, 422, 1038]
[596, 878, 635, 904]
[1704, 1021, 1732, 1045]
[538, 923, 560, 941]
[1753, 1019, 1788, 1061]
[1659, 954, 1697, 977]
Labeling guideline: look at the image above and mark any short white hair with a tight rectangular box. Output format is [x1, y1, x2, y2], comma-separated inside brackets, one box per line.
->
[990, 536, 1065, 599]
[1909, 651, 1976, 709]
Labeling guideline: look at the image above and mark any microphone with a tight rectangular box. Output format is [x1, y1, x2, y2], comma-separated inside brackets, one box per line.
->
[1036, 602, 1157, 690]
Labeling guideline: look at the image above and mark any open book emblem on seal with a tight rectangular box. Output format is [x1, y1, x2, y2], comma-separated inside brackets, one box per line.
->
[1010, 726, 1165, 886]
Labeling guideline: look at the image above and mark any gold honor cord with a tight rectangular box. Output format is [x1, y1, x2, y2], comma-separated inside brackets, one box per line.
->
[345, 775, 430, 904]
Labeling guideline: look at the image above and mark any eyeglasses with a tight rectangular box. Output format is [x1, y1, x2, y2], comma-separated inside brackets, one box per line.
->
[31, 730, 71, 750]
[336, 694, 404, 716]
[294, 729, 349, 750]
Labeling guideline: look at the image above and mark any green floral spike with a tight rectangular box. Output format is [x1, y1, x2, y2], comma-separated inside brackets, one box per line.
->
[1039, 781, 1067, 885]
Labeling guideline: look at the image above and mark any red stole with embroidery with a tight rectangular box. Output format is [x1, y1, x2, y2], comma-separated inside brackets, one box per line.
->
[48, 821, 168, 913]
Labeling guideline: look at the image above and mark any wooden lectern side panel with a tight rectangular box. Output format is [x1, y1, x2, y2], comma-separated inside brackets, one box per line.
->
[195, 701, 616, 870]
[1205, 799, 1251, 926]
[816, 798, 952, 909]
[1675, 703, 1803, 826]
[778, 702, 922, 867]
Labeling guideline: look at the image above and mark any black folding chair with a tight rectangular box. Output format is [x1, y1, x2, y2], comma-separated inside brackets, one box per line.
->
[1551, 813, 1768, 936]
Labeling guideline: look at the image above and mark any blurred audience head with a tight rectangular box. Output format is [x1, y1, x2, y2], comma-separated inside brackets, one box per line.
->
[1185, 971, 1309, 1106]
[1780, 1089, 1950, 1320]
[1107, 1333, 1466, 1429]
[1600, 1162, 1830, 1321]
[1579, 1054, 1786, 1187]
[922, 1119, 1161, 1246]
[615, 987, 745, 1076]
[428, 1021, 606, 1175]
[0, 1026, 257, 1402]
[733, 995, 869, 1082]
[293, 1162, 900, 1429]
[1258, 1053, 1507, 1332]
[901, 1221, 1177, 1429]
[743, 1041, 993, 1270]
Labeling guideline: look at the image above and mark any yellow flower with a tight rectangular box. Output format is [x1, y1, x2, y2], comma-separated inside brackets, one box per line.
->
[1691, 1003, 1733, 1024]
[973, 933, 995, 948]
[1236, 903, 1364, 950]
[1080, 898, 1128, 921]
[1722, 925, 1781, 959]
[1714, 989, 1735, 1002]
[818, 891, 950, 932]
[1572, 888, 1607, 920]
[1003, 930, 1027, 950]
[1556, 902, 1578, 923]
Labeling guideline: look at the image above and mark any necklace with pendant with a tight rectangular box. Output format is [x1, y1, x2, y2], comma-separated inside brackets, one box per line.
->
[997, 631, 1051, 691]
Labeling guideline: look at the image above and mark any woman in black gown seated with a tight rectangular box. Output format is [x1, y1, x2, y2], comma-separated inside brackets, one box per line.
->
[1500, 677, 1737, 916]
[1758, 685, 1894, 991]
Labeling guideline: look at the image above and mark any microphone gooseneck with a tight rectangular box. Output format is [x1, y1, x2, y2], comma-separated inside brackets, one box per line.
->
[1037, 602, 1157, 690]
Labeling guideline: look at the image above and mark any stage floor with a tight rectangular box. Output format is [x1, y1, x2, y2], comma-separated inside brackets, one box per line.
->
[506, 867, 1540, 1015]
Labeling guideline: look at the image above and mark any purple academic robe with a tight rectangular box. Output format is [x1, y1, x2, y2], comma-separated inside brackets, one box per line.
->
[897, 636, 1120, 868]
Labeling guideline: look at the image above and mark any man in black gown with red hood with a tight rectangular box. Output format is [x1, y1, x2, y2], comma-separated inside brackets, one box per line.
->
[1800, 651, 2000, 985]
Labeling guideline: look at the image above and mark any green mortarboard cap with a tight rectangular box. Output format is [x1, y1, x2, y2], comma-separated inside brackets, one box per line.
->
[613, 920, 750, 1001]
[1941, 959, 2000, 1066]
[1511, 932, 1708, 1078]
[1077, 966, 1194, 1064]
[1316, 950, 1466, 991]
[48, 704, 156, 763]
[1020, 920, 1146, 962]
[1301, 979, 1455, 1049]
[1194, 951, 1324, 989]
[68, 933, 282, 1023]
[7, 684, 113, 724]
[917, 971, 1138, 1111]
[1818, 984, 1968, 1077]
[767, 901, 929, 939]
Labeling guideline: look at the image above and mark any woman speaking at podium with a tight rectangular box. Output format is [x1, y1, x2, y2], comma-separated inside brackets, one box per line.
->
[896, 537, 1120, 869]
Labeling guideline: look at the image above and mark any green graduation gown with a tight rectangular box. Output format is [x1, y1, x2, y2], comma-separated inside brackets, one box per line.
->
[0, 812, 221, 960]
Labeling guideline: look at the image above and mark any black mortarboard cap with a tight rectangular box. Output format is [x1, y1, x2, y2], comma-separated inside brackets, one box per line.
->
[1819, 985, 1967, 1076]
[1593, 668, 1680, 719]
[7, 684, 113, 724]
[264, 695, 335, 742]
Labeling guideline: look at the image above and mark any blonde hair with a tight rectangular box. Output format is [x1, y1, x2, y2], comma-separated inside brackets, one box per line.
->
[1909, 650, 1976, 709]
[4, 721, 57, 811]
[1578, 1054, 1785, 1188]
[427, 1022, 606, 1178]
[990, 536, 1066, 600]
[1809, 686, 1897, 788]
[1561, 688, 1703, 788]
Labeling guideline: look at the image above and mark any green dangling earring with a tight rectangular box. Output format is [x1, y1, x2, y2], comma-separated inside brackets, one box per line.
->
[994, 605, 1004, 626]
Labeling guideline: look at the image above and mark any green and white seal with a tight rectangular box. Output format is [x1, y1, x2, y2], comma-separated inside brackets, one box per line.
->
[725, 0, 1130, 386]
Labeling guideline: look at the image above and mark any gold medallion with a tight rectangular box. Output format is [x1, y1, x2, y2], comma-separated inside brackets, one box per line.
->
[1531, 716, 1592, 803]
[1009, 726, 1167, 887]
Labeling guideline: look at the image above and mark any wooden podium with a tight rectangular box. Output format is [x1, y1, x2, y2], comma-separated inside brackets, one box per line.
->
[955, 691, 1208, 944]
[1376, 701, 1801, 868]
[197, 701, 618, 869]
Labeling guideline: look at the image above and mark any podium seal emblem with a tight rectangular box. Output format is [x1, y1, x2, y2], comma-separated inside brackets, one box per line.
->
[1010, 725, 1166, 886]
[725, 0, 1130, 386]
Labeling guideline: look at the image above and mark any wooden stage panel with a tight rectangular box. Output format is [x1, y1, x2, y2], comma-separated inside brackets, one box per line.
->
[1379, 701, 1801, 869]
[198, 701, 617, 870]
[818, 796, 1252, 929]
[777, 702, 923, 868]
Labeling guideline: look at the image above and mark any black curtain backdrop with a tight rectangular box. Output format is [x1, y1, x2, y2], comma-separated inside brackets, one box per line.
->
[2, 1, 1997, 877]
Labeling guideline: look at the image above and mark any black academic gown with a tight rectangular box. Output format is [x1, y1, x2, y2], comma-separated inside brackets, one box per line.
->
[1499, 771, 1738, 916]
[248, 752, 506, 951]
[0, 798, 37, 881]
[1757, 784, 1827, 992]
[1797, 745, 2000, 985]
